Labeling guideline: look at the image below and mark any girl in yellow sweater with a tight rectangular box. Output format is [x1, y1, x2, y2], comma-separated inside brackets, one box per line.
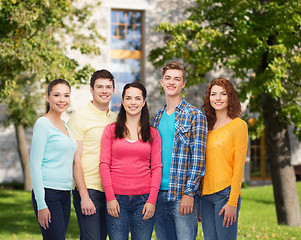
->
[200, 78, 248, 240]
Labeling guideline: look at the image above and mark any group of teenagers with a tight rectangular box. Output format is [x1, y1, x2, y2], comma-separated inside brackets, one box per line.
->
[30, 61, 248, 240]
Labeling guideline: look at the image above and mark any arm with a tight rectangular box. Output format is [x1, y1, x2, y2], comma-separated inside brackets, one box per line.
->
[146, 128, 162, 205]
[30, 118, 51, 228]
[99, 125, 120, 218]
[179, 112, 207, 215]
[220, 120, 248, 227]
[68, 113, 96, 216]
[99, 125, 115, 202]
[228, 120, 248, 206]
[73, 140, 96, 215]
[143, 128, 162, 220]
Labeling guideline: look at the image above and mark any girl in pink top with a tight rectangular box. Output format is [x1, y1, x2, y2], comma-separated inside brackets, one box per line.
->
[99, 81, 162, 240]
[200, 78, 248, 240]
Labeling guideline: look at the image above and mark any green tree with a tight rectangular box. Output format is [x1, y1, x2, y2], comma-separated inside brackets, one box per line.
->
[149, 0, 301, 226]
[0, 0, 103, 190]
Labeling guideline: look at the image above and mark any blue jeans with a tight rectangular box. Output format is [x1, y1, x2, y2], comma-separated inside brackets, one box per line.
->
[32, 188, 71, 240]
[200, 186, 241, 240]
[106, 194, 154, 240]
[154, 190, 199, 240]
[72, 189, 107, 240]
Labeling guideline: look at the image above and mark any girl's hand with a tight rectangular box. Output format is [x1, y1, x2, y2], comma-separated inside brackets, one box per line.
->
[38, 208, 51, 229]
[142, 202, 155, 221]
[107, 200, 120, 218]
[219, 204, 237, 228]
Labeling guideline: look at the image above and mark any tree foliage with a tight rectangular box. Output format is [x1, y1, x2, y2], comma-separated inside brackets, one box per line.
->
[0, 0, 104, 190]
[149, 0, 301, 140]
[0, 0, 103, 126]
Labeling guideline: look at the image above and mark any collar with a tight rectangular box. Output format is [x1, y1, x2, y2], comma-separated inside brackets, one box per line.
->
[88, 101, 111, 116]
[159, 98, 188, 115]
[175, 99, 188, 112]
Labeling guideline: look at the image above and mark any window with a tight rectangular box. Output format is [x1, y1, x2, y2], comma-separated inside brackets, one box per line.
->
[110, 10, 144, 112]
[250, 130, 271, 180]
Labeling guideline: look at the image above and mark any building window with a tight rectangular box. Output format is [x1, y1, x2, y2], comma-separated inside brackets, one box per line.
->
[250, 130, 271, 180]
[110, 10, 144, 112]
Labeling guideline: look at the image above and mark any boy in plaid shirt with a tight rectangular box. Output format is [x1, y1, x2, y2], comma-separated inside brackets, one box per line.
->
[153, 62, 207, 240]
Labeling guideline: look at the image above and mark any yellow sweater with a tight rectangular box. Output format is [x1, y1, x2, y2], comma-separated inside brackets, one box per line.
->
[202, 118, 248, 207]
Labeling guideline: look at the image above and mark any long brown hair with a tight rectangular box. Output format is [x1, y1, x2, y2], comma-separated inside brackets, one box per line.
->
[202, 78, 241, 130]
[115, 81, 152, 143]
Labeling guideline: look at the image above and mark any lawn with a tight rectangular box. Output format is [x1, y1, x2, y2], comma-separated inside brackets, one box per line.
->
[0, 182, 300, 240]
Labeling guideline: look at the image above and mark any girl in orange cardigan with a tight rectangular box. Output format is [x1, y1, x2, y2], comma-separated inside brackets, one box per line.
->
[200, 78, 248, 240]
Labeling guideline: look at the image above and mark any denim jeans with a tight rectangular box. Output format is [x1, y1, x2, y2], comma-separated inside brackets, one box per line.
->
[72, 188, 107, 240]
[200, 186, 241, 240]
[32, 188, 71, 240]
[106, 194, 154, 240]
[154, 190, 199, 240]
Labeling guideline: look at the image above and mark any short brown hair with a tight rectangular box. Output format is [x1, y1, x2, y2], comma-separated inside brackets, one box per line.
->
[90, 69, 115, 89]
[162, 62, 186, 81]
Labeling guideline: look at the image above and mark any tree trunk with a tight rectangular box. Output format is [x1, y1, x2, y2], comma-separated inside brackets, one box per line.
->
[15, 124, 32, 191]
[261, 92, 301, 226]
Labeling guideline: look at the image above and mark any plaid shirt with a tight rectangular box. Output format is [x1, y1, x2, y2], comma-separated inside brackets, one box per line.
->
[152, 99, 207, 201]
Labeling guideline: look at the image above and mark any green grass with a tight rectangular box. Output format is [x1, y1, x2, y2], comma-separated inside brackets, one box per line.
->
[0, 182, 300, 240]
[235, 183, 301, 240]
[0, 189, 79, 240]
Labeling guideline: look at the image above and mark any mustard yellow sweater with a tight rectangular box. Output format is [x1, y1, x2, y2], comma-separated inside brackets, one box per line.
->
[202, 118, 248, 207]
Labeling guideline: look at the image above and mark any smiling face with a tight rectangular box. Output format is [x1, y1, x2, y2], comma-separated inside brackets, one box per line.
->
[160, 69, 185, 97]
[122, 87, 145, 117]
[90, 78, 115, 109]
[46, 84, 71, 114]
[209, 85, 228, 113]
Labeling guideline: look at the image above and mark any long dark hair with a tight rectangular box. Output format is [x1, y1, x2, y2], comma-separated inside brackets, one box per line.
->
[202, 78, 241, 131]
[115, 81, 152, 143]
[46, 79, 71, 113]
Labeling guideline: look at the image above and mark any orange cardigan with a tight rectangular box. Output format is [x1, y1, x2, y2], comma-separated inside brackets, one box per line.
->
[202, 118, 248, 207]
